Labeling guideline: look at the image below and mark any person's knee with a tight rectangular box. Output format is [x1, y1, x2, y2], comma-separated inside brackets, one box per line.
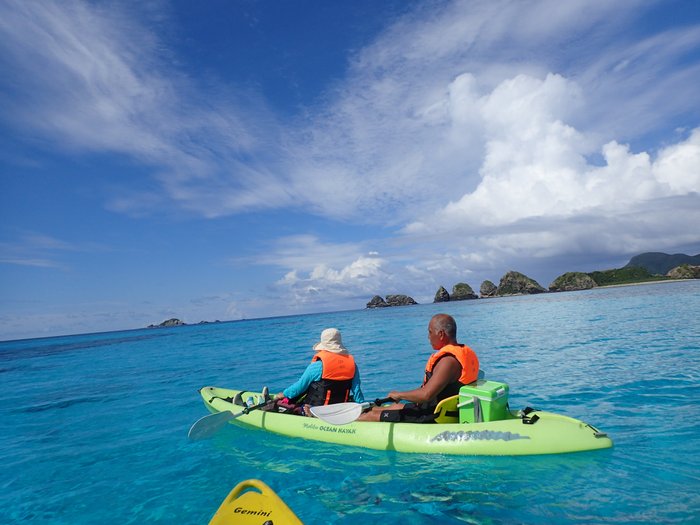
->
[357, 407, 382, 422]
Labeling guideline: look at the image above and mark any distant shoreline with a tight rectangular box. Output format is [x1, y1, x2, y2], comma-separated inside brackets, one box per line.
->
[3, 279, 698, 344]
[597, 278, 696, 289]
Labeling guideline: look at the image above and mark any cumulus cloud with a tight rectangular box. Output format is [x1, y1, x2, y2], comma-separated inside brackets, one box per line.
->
[256, 235, 389, 308]
[406, 123, 700, 234]
[274, 257, 386, 309]
[279, 255, 384, 290]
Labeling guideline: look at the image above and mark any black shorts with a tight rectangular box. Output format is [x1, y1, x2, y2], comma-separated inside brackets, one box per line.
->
[379, 402, 436, 423]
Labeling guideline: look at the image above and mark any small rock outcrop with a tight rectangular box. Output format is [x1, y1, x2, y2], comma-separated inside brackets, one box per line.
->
[385, 294, 418, 306]
[434, 286, 450, 303]
[549, 272, 598, 292]
[366, 295, 389, 308]
[496, 271, 546, 296]
[667, 264, 700, 279]
[434, 283, 478, 302]
[367, 294, 417, 308]
[480, 280, 498, 297]
[451, 282, 478, 300]
[148, 318, 185, 328]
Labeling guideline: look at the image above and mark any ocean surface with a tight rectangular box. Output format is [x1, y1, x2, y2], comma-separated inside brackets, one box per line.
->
[1, 281, 699, 524]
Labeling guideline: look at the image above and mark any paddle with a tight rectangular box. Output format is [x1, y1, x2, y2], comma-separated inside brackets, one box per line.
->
[188, 387, 270, 441]
[310, 397, 395, 425]
[310, 402, 368, 424]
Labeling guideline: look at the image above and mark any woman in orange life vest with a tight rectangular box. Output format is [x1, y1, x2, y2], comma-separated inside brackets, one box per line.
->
[273, 328, 365, 410]
[358, 313, 479, 423]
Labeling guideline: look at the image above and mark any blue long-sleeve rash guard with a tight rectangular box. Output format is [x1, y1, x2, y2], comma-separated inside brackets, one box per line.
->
[283, 360, 365, 403]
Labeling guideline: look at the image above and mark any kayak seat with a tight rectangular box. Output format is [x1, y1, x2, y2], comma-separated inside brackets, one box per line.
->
[433, 395, 460, 424]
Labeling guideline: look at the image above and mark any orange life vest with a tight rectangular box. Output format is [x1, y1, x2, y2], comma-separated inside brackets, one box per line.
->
[423, 344, 479, 401]
[304, 350, 356, 405]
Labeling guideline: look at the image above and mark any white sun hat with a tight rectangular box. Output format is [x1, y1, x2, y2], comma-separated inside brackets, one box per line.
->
[312, 328, 349, 354]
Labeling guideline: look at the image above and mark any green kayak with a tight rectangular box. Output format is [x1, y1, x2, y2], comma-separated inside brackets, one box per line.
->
[197, 384, 613, 456]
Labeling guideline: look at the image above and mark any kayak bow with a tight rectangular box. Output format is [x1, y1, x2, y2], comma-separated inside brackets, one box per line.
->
[209, 478, 302, 525]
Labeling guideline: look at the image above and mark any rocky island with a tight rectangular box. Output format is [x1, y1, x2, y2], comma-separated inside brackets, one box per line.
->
[496, 271, 546, 295]
[366, 294, 418, 308]
[148, 318, 186, 328]
[549, 272, 598, 292]
[667, 264, 700, 279]
[432, 271, 546, 303]
[147, 318, 221, 328]
[434, 283, 478, 302]
[480, 280, 497, 297]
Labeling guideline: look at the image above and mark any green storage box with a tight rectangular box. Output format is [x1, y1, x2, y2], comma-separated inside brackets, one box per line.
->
[458, 380, 509, 423]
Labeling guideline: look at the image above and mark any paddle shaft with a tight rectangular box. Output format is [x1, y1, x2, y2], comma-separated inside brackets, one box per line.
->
[235, 398, 270, 417]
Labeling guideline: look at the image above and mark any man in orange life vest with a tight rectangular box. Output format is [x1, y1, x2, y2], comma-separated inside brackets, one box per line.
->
[273, 328, 364, 409]
[358, 313, 478, 423]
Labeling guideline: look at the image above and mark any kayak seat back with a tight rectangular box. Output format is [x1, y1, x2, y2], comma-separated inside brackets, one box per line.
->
[433, 395, 460, 424]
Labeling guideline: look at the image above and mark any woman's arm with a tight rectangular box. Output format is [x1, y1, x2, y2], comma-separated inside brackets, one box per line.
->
[275, 360, 323, 400]
[350, 366, 365, 403]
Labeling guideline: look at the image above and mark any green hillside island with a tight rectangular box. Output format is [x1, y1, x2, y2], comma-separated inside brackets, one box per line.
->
[587, 266, 668, 286]
[533, 252, 700, 294]
[551, 262, 699, 290]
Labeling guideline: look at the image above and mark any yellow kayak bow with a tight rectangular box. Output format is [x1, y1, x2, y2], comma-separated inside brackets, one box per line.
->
[209, 479, 302, 525]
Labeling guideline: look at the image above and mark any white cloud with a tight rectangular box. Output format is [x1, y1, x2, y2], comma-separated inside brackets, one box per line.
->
[308, 257, 384, 284]
[267, 236, 387, 300]
[253, 235, 373, 272]
[395, 61, 700, 265]
[0, 258, 60, 268]
[0, 231, 101, 269]
[653, 129, 700, 192]
[241, 234, 397, 309]
[275, 265, 377, 309]
[409, 124, 700, 232]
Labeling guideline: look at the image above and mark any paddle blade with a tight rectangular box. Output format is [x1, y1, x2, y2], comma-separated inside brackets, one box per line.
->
[310, 402, 365, 425]
[188, 411, 234, 441]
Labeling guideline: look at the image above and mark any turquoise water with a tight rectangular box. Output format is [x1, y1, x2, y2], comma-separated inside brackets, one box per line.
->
[1, 281, 699, 524]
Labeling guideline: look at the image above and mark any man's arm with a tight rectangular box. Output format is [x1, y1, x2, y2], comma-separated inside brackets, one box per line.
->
[388, 356, 461, 404]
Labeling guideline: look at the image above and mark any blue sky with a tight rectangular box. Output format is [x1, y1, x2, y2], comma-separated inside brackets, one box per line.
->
[1, 0, 699, 341]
